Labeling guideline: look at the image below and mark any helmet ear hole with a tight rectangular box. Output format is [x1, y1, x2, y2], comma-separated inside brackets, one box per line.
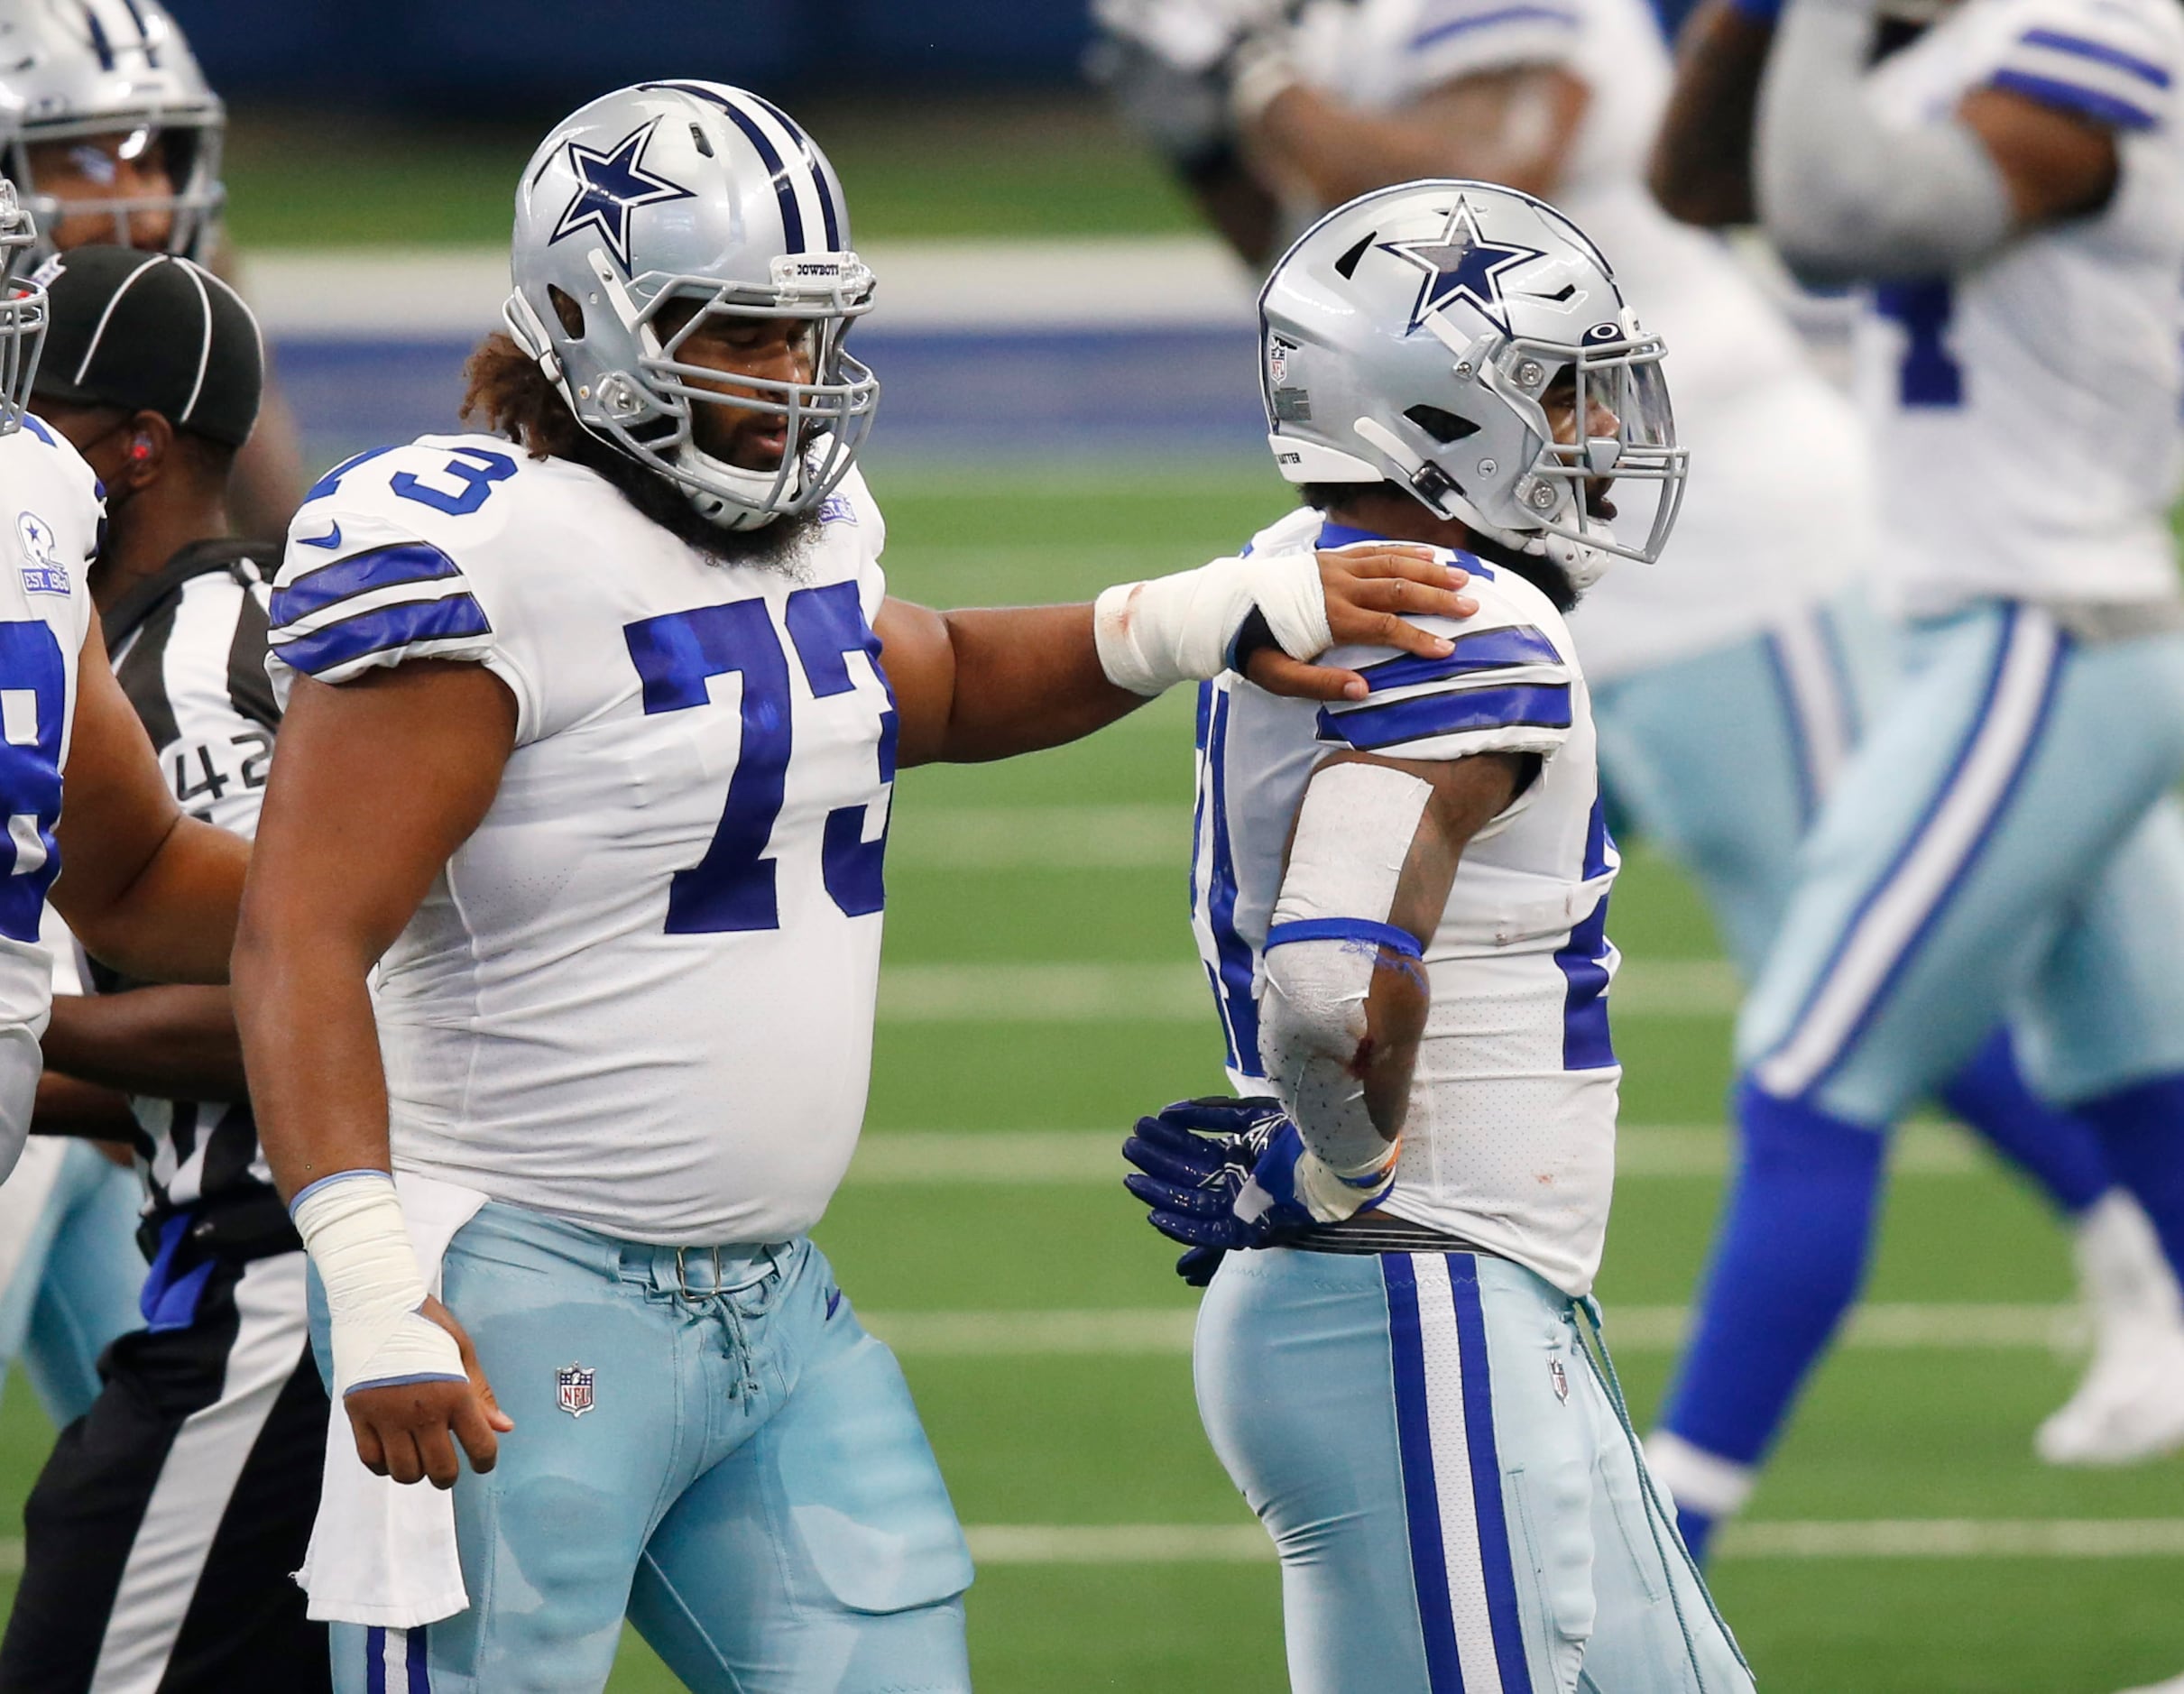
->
[1404, 403, 1479, 446]
[548, 285, 585, 339]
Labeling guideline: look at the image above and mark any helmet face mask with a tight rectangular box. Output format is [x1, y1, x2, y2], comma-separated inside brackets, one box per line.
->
[506, 86, 880, 534]
[1259, 180, 1687, 590]
[0, 2, 226, 266]
[0, 180, 46, 436]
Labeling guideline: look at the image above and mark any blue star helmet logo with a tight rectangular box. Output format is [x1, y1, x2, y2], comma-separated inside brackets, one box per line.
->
[549, 118, 695, 275]
[1377, 199, 1548, 336]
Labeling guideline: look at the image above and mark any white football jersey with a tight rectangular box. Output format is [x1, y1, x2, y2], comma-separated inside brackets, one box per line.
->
[1859, 0, 2184, 612]
[1287, 0, 1878, 680]
[266, 437, 896, 1246]
[1191, 509, 1619, 1295]
[0, 418, 98, 1163]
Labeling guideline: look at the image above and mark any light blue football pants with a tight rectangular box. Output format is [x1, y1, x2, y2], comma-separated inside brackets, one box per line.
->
[1738, 604, 2184, 1119]
[0, 1138, 144, 1424]
[1591, 598, 1886, 980]
[315, 1201, 974, 1694]
[1197, 1247, 1753, 1693]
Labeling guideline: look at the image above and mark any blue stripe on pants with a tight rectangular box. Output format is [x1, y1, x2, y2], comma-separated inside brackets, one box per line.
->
[1383, 1254, 1465, 1691]
[409, 1624, 430, 1692]
[364, 1626, 385, 1694]
[1448, 1257, 1532, 1693]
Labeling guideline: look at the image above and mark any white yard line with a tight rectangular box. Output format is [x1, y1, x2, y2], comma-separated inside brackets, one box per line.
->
[875, 958, 1741, 1023]
[4, 1519, 2174, 1576]
[963, 1520, 2184, 1564]
[857, 1303, 2080, 1358]
[843, 1124, 1980, 1183]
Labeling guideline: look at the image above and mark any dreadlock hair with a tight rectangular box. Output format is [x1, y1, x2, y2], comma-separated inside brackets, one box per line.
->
[1299, 482, 1579, 612]
[458, 332, 818, 568]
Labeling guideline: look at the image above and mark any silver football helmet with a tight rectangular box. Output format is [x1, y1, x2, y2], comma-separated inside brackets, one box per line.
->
[0, 180, 45, 434]
[504, 81, 879, 533]
[1260, 180, 1686, 590]
[0, 0, 225, 264]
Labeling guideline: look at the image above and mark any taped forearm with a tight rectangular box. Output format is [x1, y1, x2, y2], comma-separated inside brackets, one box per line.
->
[1093, 549, 1331, 695]
[291, 1170, 463, 1397]
[1256, 762, 1433, 1211]
[1757, 0, 2012, 279]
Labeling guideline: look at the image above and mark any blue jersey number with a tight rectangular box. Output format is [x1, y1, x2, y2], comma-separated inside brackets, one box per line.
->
[0, 621, 67, 944]
[299, 445, 519, 515]
[624, 587, 894, 934]
[1873, 280, 1963, 409]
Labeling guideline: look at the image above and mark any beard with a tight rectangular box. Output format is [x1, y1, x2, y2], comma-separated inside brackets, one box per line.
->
[567, 424, 828, 576]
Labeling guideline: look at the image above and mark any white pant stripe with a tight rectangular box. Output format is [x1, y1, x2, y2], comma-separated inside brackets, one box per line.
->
[89, 1255, 311, 1693]
[1756, 609, 2061, 1099]
[1771, 609, 1853, 801]
[1409, 1253, 1509, 1692]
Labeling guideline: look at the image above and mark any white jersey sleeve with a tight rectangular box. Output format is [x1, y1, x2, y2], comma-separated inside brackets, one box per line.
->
[264, 437, 548, 741]
[1312, 556, 1577, 763]
[1381, 0, 1582, 99]
[1977, 0, 2180, 132]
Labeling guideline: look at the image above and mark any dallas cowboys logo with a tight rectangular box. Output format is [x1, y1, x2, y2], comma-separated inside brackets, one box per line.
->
[549, 118, 694, 274]
[1378, 199, 1547, 336]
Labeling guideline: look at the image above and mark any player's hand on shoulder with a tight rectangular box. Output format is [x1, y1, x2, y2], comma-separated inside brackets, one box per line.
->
[342, 1296, 513, 1489]
[1243, 543, 1479, 703]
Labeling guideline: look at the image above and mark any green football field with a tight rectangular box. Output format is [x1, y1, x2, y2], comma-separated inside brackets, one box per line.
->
[5, 461, 2180, 1689]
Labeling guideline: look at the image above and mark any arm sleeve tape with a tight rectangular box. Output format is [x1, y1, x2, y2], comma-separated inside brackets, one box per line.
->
[1266, 916, 1423, 959]
[1093, 548, 1332, 695]
[291, 1169, 465, 1398]
[1757, 0, 2014, 280]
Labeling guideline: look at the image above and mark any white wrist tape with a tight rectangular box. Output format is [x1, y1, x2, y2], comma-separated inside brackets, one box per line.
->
[291, 1171, 464, 1399]
[1093, 548, 1332, 696]
[1229, 32, 1301, 127]
[1258, 762, 1433, 1183]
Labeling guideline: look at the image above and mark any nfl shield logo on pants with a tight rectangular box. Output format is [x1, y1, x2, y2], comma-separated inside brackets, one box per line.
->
[556, 1363, 596, 1418]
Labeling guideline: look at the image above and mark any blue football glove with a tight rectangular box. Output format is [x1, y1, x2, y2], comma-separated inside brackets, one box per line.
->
[1123, 1095, 1393, 1285]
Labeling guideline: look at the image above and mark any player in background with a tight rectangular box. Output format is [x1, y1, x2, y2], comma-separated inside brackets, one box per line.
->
[1123, 179, 1752, 1692]
[0, 180, 246, 1175]
[232, 82, 1475, 1694]
[1643, 0, 2184, 1552]
[0, 0, 309, 539]
[1091, 0, 2184, 1464]
[0, 246, 328, 1694]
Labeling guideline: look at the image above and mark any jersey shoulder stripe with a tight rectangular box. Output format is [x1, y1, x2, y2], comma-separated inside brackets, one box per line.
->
[272, 593, 493, 683]
[1984, 0, 2179, 128]
[1410, 0, 1579, 53]
[1357, 623, 1562, 693]
[1319, 679, 1574, 750]
[270, 541, 463, 628]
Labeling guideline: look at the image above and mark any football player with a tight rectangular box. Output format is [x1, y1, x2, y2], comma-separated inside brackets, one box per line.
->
[1090, 0, 2184, 1465]
[0, 0, 309, 539]
[230, 82, 1478, 1694]
[1122, 178, 1752, 1692]
[1644, 0, 2184, 1551]
[0, 246, 330, 1693]
[0, 181, 246, 1174]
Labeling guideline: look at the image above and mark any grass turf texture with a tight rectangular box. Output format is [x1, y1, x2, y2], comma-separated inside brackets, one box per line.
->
[3, 460, 2183, 1689]
[221, 98, 1199, 250]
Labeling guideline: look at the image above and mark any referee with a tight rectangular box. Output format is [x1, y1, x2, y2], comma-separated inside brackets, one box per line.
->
[0, 247, 328, 1693]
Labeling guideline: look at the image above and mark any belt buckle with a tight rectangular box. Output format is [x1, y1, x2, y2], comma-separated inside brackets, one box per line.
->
[674, 1244, 724, 1301]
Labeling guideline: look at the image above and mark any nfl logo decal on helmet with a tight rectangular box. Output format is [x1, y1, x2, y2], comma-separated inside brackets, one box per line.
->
[1258, 180, 1688, 591]
[503, 80, 879, 534]
[556, 1362, 596, 1419]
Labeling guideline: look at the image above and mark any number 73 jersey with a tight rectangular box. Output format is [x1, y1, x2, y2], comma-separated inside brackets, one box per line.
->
[266, 435, 897, 1246]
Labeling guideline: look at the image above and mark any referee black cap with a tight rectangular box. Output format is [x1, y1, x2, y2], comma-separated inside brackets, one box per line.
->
[30, 246, 263, 449]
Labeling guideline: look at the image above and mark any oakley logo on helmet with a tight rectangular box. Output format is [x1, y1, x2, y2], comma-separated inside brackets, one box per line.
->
[1377, 198, 1547, 336]
[548, 117, 695, 275]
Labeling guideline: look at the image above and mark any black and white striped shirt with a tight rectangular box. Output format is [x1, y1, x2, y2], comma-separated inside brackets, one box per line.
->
[84, 539, 280, 1218]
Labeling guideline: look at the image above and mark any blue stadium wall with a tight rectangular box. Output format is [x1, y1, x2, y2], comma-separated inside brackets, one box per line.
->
[164, 0, 1696, 107]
